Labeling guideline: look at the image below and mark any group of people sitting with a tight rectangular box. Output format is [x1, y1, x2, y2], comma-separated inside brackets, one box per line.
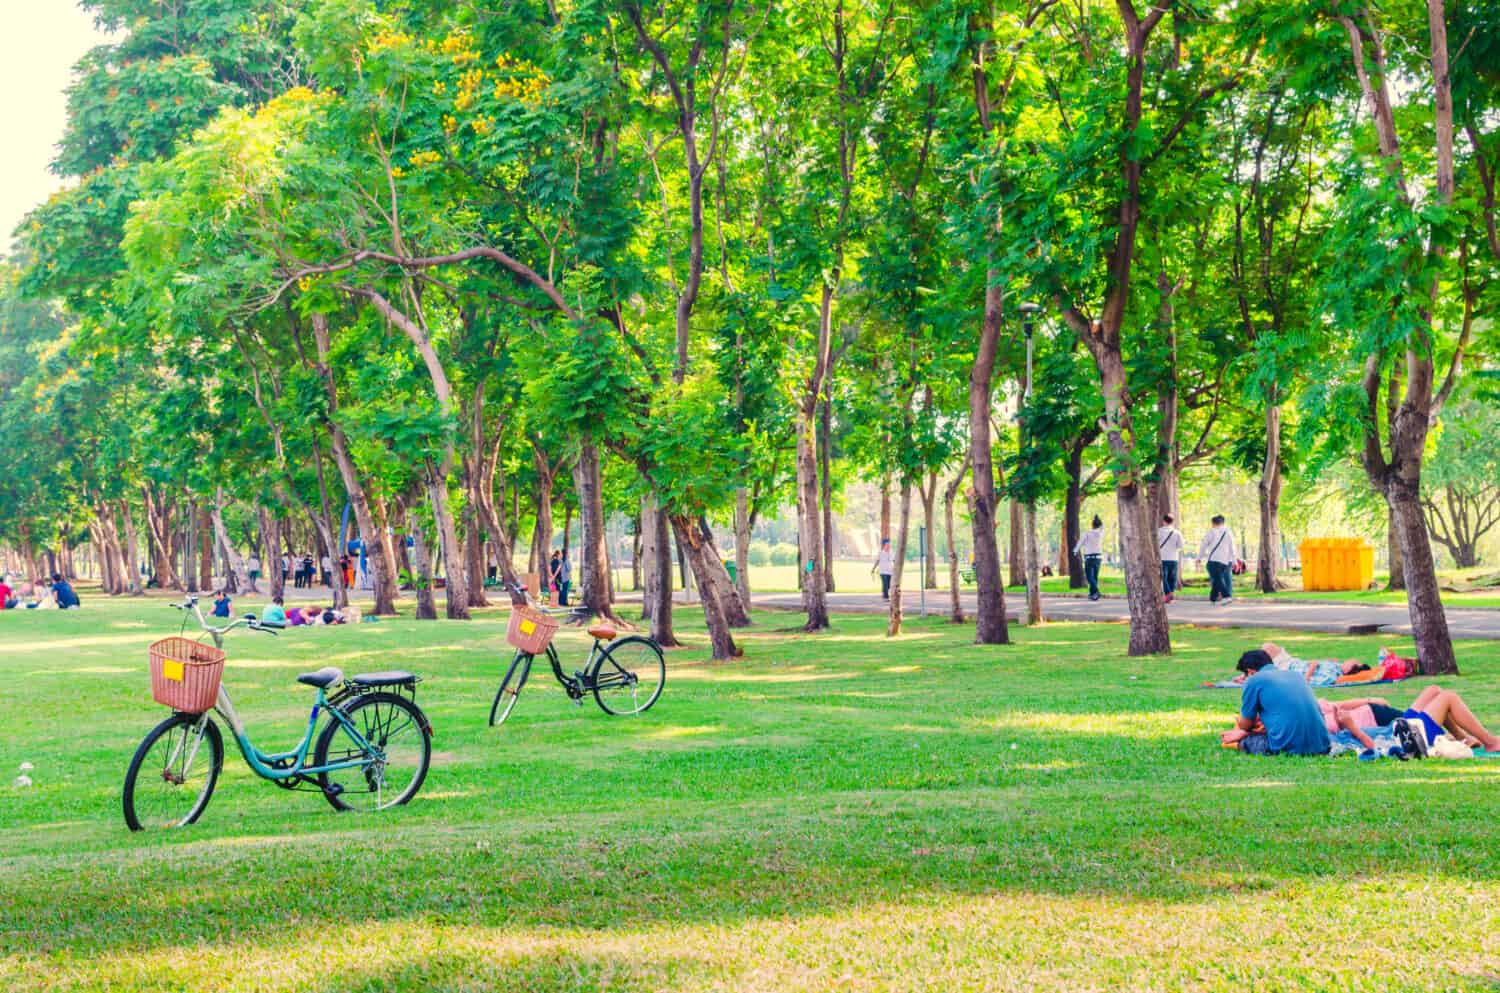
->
[1221, 645, 1499, 760]
[0, 573, 80, 611]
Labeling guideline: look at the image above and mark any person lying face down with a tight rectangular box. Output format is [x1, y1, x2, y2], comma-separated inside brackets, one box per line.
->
[1218, 650, 1332, 756]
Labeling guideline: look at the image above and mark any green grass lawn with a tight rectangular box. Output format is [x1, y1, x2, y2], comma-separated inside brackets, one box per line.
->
[4, 593, 1500, 991]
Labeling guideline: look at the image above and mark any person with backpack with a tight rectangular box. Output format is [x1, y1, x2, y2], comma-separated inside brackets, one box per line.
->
[1073, 516, 1106, 601]
[1158, 514, 1183, 603]
[1198, 514, 1238, 604]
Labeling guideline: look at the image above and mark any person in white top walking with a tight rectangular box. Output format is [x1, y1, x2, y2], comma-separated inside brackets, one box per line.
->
[1073, 516, 1105, 601]
[1198, 514, 1238, 604]
[1158, 514, 1183, 602]
[872, 538, 894, 600]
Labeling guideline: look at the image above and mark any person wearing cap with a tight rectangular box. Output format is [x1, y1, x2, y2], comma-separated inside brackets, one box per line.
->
[1219, 649, 1330, 755]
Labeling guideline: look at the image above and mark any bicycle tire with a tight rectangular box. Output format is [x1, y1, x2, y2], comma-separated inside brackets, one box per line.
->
[314, 692, 431, 813]
[123, 713, 223, 831]
[590, 636, 665, 716]
[489, 651, 532, 726]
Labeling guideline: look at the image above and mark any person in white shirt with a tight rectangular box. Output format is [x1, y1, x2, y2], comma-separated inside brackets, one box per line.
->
[872, 538, 894, 601]
[1158, 514, 1183, 602]
[1073, 516, 1106, 601]
[1198, 514, 1238, 604]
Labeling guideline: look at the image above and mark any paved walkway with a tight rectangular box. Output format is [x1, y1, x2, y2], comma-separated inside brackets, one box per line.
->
[737, 590, 1500, 640]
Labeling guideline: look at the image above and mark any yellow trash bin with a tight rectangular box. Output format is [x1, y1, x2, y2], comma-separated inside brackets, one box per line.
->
[1299, 538, 1374, 591]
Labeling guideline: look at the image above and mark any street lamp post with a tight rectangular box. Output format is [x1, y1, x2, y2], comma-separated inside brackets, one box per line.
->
[1019, 302, 1044, 627]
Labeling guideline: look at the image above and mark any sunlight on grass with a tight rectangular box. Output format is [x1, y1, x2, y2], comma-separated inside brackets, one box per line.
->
[645, 724, 724, 740]
[975, 708, 1223, 740]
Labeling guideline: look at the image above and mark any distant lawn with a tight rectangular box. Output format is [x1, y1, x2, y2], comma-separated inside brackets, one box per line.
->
[4, 594, 1500, 991]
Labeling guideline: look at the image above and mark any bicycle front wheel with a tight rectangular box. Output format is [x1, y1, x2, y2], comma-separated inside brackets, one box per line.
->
[489, 651, 532, 727]
[314, 692, 431, 813]
[591, 636, 665, 716]
[123, 713, 223, 831]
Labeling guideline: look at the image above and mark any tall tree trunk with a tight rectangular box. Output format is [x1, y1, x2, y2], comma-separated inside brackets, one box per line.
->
[1386, 506, 1406, 591]
[531, 449, 555, 588]
[462, 498, 490, 609]
[261, 509, 285, 601]
[733, 487, 752, 604]
[1024, 501, 1043, 625]
[879, 478, 891, 544]
[198, 508, 213, 592]
[969, 275, 1010, 645]
[1389, 483, 1454, 674]
[211, 489, 255, 595]
[796, 406, 829, 630]
[1256, 394, 1283, 594]
[668, 513, 740, 660]
[119, 501, 145, 596]
[142, 486, 181, 590]
[183, 503, 199, 594]
[309, 315, 399, 614]
[944, 451, 971, 623]
[641, 492, 679, 646]
[887, 477, 914, 636]
[699, 514, 750, 627]
[922, 471, 939, 589]
[424, 465, 469, 619]
[407, 517, 438, 620]
[572, 436, 622, 624]
[1008, 499, 1024, 588]
[820, 392, 836, 593]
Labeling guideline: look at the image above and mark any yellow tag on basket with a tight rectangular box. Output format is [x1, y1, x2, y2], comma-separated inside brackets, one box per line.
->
[162, 659, 185, 682]
[519, 619, 537, 636]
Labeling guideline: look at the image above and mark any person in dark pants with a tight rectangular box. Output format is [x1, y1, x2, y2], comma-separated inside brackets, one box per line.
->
[1073, 516, 1105, 601]
[1198, 514, 1237, 604]
[557, 551, 572, 606]
[1158, 514, 1183, 602]
[873, 538, 893, 600]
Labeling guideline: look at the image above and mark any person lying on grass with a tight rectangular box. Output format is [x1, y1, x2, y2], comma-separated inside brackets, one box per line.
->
[1219, 642, 1399, 687]
[1218, 650, 1331, 756]
[1396, 685, 1500, 752]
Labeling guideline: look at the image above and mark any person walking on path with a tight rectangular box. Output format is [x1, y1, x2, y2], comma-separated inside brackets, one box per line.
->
[1074, 516, 1105, 601]
[281, 553, 292, 587]
[556, 549, 572, 607]
[1199, 514, 1238, 605]
[1158, 514, 1183, 603]
[873, 538, 894, 601]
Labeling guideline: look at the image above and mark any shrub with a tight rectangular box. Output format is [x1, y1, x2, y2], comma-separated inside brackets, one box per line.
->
[747, 540, 772, 567]
[769, 542, 800, 566]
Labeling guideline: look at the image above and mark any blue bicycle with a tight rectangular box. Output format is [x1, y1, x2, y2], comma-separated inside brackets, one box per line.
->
[122, 596, 432, 830]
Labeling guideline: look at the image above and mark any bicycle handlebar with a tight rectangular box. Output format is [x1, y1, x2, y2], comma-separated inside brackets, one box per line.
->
[171, 597, 278, 637]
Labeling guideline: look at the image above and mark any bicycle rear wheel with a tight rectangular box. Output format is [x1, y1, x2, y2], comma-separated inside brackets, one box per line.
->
[590, 636, 665, 716]
[123, 713, 223, 831]
[314, 692, 431, 813]
[489, 651, 533, 726]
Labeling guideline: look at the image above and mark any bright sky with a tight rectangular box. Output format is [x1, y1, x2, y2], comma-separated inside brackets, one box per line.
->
[0, 1, 112, 255]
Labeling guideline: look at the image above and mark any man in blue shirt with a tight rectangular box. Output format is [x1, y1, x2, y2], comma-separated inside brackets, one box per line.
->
[50, 573, 80, 610]
[1229, 649, 1331, 755]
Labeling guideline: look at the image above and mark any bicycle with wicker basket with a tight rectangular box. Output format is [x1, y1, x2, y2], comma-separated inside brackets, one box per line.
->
[122, 596, 433, 831]
[489, 582, 665, 726]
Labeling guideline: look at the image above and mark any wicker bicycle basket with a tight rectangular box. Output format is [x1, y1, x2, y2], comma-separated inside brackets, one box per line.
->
[506, 605, 560, 655]
[149, 637, 227, 713]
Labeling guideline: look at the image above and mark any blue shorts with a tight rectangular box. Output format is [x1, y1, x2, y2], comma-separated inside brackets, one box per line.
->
[1404, 709, 1445, 744]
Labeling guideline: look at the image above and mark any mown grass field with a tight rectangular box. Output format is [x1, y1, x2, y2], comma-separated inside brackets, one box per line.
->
[3, 592, 1500, 991]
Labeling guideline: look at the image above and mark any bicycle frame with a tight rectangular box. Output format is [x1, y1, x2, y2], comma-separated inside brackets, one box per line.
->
[176, 599, 381, 781]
